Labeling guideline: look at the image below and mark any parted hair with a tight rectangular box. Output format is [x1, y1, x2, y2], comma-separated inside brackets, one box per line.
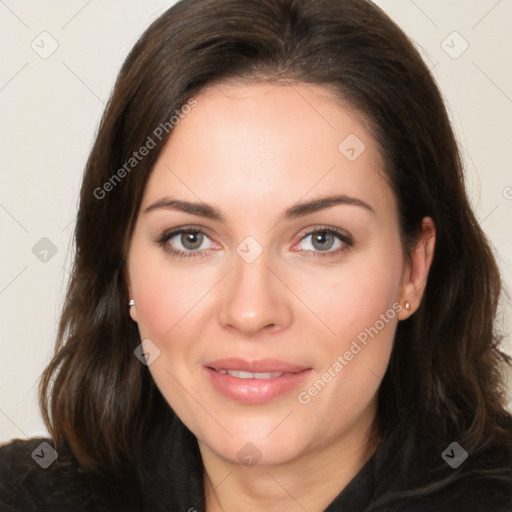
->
[39, 0, 512, 477]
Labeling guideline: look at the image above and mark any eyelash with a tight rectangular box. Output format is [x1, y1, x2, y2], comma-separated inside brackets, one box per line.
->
[155, 225, 353, 260]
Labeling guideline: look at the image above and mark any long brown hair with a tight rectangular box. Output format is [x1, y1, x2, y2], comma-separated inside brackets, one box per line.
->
[39, 0, 512, 477]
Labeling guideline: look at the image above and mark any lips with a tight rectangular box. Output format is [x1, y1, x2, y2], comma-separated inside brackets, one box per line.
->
[203, 358, 312, 404]
[205, 357, 308, 373]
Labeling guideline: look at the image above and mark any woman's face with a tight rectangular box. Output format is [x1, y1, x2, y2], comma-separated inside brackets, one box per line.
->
[126, 81, 427, 466]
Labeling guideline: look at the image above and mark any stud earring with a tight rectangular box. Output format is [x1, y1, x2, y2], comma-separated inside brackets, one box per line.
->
[404, 302, 412, 311]
[128, 300, 135, 307]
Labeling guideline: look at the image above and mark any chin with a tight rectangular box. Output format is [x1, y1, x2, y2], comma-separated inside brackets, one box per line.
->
[206, 433, 307, 467]
[194, 413, 315, 467]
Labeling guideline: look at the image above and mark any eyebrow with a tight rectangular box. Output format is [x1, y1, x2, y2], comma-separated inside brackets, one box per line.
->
[144, 194, 375, 221]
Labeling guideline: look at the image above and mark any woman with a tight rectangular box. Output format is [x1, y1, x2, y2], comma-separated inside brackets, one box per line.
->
[1, 0, 511, 510]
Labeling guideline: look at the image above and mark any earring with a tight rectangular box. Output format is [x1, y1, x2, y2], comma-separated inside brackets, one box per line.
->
[128, 300, 135, 307]
[404, 302, 412, 311]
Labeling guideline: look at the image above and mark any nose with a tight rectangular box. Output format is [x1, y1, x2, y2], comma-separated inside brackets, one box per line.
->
[217, 249, 293, 338]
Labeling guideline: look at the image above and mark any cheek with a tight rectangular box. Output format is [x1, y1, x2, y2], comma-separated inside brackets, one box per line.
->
[294, 260, 400, 425]
[133, 272, 178, 340]
[289, 241, 403, 407]
[129, 242, 214, 340]
[296, 249, 403, 348]
[129, 252, 208, 404]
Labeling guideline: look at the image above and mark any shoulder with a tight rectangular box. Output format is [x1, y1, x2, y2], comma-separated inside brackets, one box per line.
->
[0, 436, 95, 511]
[0, 412, 188, 512]
[374, 432, 512, 511]
[382, 472, 512, 512]
[0, 436, 144, 512]
[430, 444, 512, 511]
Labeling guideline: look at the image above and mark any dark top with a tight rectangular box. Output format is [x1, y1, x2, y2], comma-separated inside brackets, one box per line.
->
[0, 409, 511, 511]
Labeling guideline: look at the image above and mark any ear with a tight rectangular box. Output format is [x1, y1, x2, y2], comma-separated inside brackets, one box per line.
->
[398, 217, 436, 320]
[124, 265, 138, 323]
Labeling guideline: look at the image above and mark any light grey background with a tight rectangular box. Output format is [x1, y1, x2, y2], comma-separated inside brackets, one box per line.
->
[1, 0, 511, 444]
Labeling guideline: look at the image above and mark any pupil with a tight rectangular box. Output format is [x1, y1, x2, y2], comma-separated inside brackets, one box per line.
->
[313, 231, 334, 251]
[183, 231, 202, 250]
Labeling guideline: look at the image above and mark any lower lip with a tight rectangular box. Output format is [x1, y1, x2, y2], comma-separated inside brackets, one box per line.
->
[204, 366, 312, 404]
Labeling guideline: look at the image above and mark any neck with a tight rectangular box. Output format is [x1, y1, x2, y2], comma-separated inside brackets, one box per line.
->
[200, 402, 380, 512]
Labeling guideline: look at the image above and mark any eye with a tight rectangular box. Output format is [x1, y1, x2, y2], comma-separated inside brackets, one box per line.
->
[156, 227, 217, 258]
[295, 227, 353, 258]
[156, 225, 353, 260]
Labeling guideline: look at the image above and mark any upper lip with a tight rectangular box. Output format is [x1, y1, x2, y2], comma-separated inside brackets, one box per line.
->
[204, 358, 310, 373]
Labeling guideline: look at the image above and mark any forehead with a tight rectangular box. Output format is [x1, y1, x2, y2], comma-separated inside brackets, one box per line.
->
[142, 81, 395, 221]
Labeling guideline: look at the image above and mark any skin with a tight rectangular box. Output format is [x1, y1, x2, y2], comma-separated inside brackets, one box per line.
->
[126, 81, 435, 512]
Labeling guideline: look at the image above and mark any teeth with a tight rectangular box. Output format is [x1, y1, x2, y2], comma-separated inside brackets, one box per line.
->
[217, 369, 288, 379]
